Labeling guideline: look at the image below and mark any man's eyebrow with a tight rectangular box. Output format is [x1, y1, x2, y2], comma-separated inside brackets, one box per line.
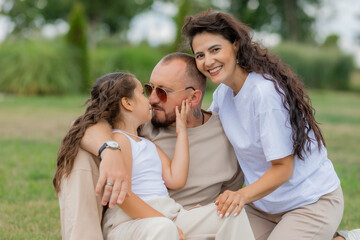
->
[154, 84, 172, 91]
[194, 44, 221, 55]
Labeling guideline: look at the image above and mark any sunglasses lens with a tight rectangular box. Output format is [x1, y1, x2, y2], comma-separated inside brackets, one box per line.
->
[156, 88, 167, 102]
[144, 84, 153, 98]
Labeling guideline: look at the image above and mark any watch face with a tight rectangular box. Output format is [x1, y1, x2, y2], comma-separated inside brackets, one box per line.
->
[106, 141, 119, 148]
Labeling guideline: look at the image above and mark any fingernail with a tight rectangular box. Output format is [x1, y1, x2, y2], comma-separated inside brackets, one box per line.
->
[117, 199, 123, 204]
[225, 212, 229, 217]
[109, 204, 114, 208]
[215, 200, 219, 204]
[217, 211, 220, 215]
[234, 212, 238, 217]
[219, 213, 223, 218]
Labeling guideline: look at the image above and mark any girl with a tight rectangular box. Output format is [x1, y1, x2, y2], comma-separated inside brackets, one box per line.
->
[53, 72, 254, 240]
[182, 10, 344, 240]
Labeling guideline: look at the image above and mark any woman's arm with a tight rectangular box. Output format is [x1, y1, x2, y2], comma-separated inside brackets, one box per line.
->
[216, 154, 294, 217]
[80, 120, 129, 208]
[158, 100, 190, 190]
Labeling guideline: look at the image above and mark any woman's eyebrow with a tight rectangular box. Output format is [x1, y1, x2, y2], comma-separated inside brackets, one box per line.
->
[208, 44, 221, 50]
[195, 44, 221, 55]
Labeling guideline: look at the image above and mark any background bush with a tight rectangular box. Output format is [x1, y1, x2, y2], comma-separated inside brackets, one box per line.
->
[273, 42, 354, 90]
[0, 40, 81, 95]
[90, 43, 166, 85]
[0, 40, 356, 95]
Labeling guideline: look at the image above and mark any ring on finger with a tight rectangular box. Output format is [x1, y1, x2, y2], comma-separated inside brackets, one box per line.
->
[106, 182, 114, 187]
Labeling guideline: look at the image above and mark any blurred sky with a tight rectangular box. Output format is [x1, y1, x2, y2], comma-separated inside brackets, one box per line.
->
[0, 0, 359, 66]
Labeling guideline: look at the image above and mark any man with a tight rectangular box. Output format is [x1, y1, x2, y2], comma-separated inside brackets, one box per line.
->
[82, 52, 244, 210]
[70, 52, 250, 239]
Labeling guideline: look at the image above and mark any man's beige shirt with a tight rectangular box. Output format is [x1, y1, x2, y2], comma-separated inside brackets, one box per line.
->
[141, 111, 243, 209]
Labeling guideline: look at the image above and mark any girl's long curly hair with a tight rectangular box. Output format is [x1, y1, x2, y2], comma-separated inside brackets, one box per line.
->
[53, 72, 137, 194]
[182, 10, 325, 160]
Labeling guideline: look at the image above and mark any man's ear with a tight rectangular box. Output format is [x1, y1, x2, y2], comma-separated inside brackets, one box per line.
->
[189, 89, 202, 108]
[121, 97, 133, 112]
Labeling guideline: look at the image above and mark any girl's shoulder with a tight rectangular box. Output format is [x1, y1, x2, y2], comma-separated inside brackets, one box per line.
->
[111, 131, 132, 151]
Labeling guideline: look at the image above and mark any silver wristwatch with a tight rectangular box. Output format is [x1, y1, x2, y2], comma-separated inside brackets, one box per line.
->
[98, 140, 121, 160]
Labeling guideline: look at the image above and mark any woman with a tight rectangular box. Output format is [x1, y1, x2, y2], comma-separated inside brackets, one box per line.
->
[182, 10, 344, 240]
[53, 72, 254, 240]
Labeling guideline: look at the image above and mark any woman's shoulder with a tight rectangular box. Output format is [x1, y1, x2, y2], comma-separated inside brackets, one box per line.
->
[249, 73, 281, 98]
[247, 73, 286, 113]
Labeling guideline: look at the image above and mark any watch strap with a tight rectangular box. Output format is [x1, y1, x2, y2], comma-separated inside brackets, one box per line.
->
[98, 142, 121, 160]
[98, 143, 108, 160]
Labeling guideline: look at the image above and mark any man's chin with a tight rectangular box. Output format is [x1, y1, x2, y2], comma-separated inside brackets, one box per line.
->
[151, 117, 175, 129]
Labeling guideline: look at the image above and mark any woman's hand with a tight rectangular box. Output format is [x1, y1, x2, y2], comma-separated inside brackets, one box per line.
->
[216, 155, 294, 218]
[215, 189, 248, 218]
[177, 226, 186, 240]
[175, 100, 190, 134]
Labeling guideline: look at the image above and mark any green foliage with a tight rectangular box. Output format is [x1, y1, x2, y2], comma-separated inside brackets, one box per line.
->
[0, 40, 81, 95]
[2, 0, 153, 35]
[322, 34, 340, 48]
[273, 42, 354, 90]
[66, 2, 90, 92]
[228, 0, 320, 42]
[171, 0, 191, 52]
[0, 40, 166, 95]
[91, 44, 167, 85]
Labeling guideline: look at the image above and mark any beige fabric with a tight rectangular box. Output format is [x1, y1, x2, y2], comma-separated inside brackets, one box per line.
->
[141, 111, 244, 209]
[58, 112, 245, 239]
[58, 148, 104, 240]
[245, 186, 344, 240]
[102, 197, 255, 240]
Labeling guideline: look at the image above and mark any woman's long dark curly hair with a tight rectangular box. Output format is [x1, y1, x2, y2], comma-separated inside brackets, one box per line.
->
[182, 10, 325, 160]
[53, 72, 137, 194]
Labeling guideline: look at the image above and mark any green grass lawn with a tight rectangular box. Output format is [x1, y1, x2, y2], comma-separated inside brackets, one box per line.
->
[0, 89, 359, 239]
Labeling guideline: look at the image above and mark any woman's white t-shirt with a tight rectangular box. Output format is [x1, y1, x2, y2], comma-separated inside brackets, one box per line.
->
[209, 72, 340, 214]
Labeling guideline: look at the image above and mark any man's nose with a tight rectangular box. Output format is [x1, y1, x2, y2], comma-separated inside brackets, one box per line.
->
[149, 89, 160, 104]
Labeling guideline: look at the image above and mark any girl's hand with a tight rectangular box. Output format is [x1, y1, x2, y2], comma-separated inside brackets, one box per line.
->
[175, 100, 190, 134]
[177, 226, 186, 240]
[215, 189, 248, 218]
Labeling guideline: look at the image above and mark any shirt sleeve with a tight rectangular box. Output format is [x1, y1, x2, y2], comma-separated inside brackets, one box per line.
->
[258, 109, 294, 161]
[59, 150, 104, 240]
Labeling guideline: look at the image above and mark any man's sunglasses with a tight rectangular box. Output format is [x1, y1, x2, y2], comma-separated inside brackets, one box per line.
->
[144, 84, 195, 102]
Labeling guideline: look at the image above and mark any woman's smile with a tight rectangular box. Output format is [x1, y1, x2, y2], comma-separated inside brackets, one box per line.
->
[208, 66, 223, 76]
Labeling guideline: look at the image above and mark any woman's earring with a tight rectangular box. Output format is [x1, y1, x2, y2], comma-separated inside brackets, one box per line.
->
[236, 58, 239, 64]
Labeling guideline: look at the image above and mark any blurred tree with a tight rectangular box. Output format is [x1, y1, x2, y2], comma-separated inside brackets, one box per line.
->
[322, 34, 340, 48]
[171, 0, 191, 51]
[2, 0, 153, 36]
[170, 0, 320, 51]
[228, 0, 320, 42]
[66, 2, 90, 92]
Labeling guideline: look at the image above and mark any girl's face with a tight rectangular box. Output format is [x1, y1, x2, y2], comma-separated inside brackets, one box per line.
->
[131, 79, 152, 124]
[192, 32, 238, 86]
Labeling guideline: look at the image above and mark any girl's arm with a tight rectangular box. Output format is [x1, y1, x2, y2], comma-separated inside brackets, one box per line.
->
[157, 100, 190, 190]
[112, 133, 165, 218]
[216, 155, 294, 217]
